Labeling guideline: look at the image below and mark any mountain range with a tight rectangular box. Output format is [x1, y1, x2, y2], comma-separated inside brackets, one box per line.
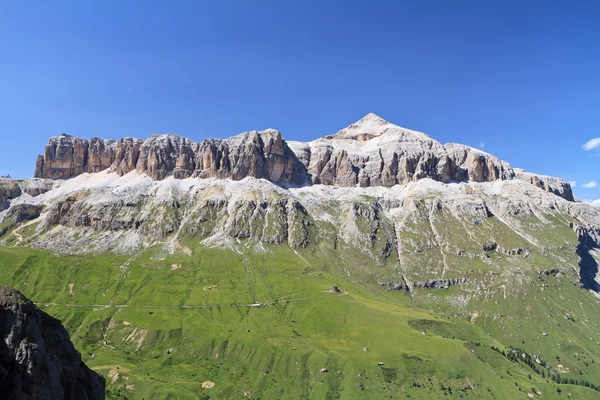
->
[1, 114, 599, 399]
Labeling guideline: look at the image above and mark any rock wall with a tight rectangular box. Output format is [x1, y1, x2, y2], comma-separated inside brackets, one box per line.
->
[0, 178, 54, 211]
[31, 114, 574, 202]
[0, 287, 105, 399]
[0, 178, 22, 210]
[34, 131, 307, 184]
[514, 169, 574, 202]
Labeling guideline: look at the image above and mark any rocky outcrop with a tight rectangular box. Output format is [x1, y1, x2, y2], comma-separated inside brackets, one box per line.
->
[5, 204, 41, 224]
[288, 114, 515, 188]
[34, 131, 307, 184]
[19, 179, 55, 197]
[41, 187, 314, 248]
[0, 178, 22, 211]
[514, 169, 574, 201]
[0, 178, 54, 211]
[379, 278, 467, 291]
[0, 286, 105, 399]
[412, 278, 467, 289]
[482, 242, 530, 257]
[31, 114, 574, 203]
[34, 135, 90, 179]
[445, 143, 514, 182]
[571, 223, 600, 292]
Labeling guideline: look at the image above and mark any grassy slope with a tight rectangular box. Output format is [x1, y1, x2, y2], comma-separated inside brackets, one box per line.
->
[1, 239, 599, 400]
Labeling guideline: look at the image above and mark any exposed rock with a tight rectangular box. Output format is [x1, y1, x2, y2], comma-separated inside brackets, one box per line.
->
[498, 247, 526, 256]
[19, 179, 55, 197]
[288, 114, 515, 188]
[6, 204, 42, 224]
[0, 286, 105, 399]
[538, 269, 561, 276]
[0, 204, 42, 236]
[515, 169, 574, 201]
[30, 115, 576, 205]
[0, 178, 54, 211]
[483, 243, 528, 257]
[378, 281, 408, 291]
[412, 278, 467, 289]
[34, 131, 307, 184]
[482, 242, 497, 251]
[571, 223, 600, 292]
[380, 278, 467, 291]
[0, 178, 21, 210]
[445, 143, 514, 182]
[34, 134, 90, 179]
[6, 113, 597, 264]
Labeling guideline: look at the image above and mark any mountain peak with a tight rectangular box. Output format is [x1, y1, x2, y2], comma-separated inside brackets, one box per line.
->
[328, 113, 434, 143]
[328, 113, 391, 140]
[357, 112, 389, 124]
[349, 112, 391, 131]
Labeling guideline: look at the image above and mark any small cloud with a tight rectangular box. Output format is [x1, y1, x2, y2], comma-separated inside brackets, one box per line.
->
[582, 181, 597, 188]
[479, 142, 485, 149]
[583, 198, 600, 207]
[569, 181, 576, 188]
[582, 138, 600, 151]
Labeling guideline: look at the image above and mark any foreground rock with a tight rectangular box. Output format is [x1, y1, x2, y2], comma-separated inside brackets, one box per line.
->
[0, 286, 105, 400]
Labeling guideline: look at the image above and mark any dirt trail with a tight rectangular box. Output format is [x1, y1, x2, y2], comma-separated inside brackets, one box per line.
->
[39, 296, 316, 310]
[11, 220, 37, 246]
[43, 302, 288, 309]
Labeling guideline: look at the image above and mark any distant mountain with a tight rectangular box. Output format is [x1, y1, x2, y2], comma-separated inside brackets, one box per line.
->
[31, 113, 573, 200]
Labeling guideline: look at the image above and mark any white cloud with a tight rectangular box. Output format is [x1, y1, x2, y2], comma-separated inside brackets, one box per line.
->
[582, 138, 600, 151]
[569, 181, 576, 188]
[479, 142, 485, 149]
[583, 198, 600, 207]
[582, 181, 597, 188]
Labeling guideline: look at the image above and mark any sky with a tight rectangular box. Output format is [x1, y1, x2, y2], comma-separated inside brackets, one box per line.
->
[0, 1, 599, 200]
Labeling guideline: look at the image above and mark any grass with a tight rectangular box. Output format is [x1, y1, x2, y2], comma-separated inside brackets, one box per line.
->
[1, 238, 599, 400]
[1, 190, 599, 399]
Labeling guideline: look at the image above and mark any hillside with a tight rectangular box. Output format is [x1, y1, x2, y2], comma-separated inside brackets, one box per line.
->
[1, 114, 599, 399]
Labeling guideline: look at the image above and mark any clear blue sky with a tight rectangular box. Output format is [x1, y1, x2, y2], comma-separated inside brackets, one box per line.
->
[1, 1, 599, 199]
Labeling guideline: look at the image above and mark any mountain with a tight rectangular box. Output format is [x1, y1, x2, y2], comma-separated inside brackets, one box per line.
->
[0, 286, 105, 399]
[1, 114, 599, 399]
[31, 113, 573, 199]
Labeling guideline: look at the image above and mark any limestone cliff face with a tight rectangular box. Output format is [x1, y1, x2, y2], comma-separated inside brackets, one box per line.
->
[0, 178, 21, 210]
[32, 113, 573, 201]
[0, 178, 54, 211]
[288, 114, 515, 188]
[0, 286, 105, 399]
[34, 131, 307, 184]
[34, 135, 90, 179]
[514, 169, 574, 202]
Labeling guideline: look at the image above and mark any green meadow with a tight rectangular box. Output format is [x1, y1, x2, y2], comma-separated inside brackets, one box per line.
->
[1, 238, 599, 399]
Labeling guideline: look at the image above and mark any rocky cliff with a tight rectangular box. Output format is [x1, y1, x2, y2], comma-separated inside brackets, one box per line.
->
[34, 130, 307, 184]
[288, 114, 515, 187]
[0, 286, 105, 399]
[514, 168, 575, 201]
[0, 178, 54, 211]
[33, 114, 571, 200]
